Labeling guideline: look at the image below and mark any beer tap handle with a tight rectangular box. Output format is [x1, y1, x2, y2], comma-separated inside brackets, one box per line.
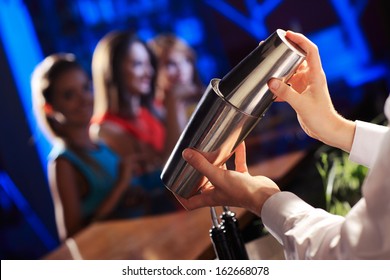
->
[209, 207, 233, 260]
[221, 206, 249, 260]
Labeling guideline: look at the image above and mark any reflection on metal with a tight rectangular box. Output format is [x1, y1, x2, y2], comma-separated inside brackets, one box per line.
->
[161, 29, 306, 198]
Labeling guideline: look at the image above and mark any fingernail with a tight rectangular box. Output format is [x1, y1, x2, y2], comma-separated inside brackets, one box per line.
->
[268, 79, 280, 90]
[182, 149, 193, 160]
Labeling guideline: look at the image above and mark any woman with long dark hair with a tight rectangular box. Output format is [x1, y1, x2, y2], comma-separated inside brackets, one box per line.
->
[91, 31, 182, 214]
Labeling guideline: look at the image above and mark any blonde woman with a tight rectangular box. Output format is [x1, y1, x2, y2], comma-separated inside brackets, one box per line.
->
[148, 33, 205, 131]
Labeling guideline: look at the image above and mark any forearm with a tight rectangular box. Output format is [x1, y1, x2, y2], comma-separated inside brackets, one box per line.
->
[320, 113, 356, 153]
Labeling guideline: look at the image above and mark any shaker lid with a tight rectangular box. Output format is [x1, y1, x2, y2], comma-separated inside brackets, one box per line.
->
[277, 29, 306, 57]
[217, 28, 306, 117]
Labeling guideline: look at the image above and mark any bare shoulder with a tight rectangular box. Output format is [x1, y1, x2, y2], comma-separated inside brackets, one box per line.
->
[47, 157, 81, 195]
[49, 156, 79, 181]
[94, 121, 129, 137]
[90, 121, 127, 144]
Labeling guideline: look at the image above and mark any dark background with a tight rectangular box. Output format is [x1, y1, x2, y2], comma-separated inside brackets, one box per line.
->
[1, 0, 389, 259]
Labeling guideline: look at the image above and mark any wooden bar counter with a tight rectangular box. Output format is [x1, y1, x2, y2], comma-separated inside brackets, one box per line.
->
[44, 149, 306, 260]
[44, 206, 250, 260]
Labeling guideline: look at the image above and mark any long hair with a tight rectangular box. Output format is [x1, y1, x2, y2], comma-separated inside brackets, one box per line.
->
[92, 30, 157, 119]
[148, 33, 203, 90]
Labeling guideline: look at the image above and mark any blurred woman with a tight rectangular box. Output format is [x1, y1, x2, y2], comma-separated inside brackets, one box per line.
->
[91, 31, 182, 214]
[148, 34, 205, 130]
[31, 54, 133, 240]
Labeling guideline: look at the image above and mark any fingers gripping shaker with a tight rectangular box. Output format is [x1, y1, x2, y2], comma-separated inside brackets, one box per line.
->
[161, 29, 306, 199]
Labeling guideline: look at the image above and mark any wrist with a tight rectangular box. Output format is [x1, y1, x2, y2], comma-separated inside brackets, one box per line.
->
[248, 180, 280, 217]
[322, 113, 356, 152]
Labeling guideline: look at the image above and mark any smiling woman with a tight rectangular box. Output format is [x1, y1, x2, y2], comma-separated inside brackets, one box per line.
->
[31, 54, 134, 241]
[90, 31, 184, 216]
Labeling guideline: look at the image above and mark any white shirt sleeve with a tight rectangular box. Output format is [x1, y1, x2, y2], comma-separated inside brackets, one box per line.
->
[261, 98, 390, 259]
[349, 120, 389, 168]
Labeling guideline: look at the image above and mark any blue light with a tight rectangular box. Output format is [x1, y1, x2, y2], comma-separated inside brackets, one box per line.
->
[308, 26, 355, 82]
[346, 64, 388, 87]
[174, 17, 204, 46]
[0, 0, 51, 171]
[197, 54, 217, 83]
[0, 0, 56, 252]
[204, 0, 282, 39]
[98, 0, 116, 23]
[137, 28, 156, 42]
[0, 171, 57, 250]
[76, 0, 101, 25]
[330, 0, 369, 64]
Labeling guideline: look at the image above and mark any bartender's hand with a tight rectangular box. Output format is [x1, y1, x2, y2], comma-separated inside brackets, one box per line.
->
[177, 142, 280, 216]
[268, 30, 356, 152]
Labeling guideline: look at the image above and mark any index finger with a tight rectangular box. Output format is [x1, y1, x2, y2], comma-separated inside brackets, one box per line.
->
[182, 148, 226, 187]
[285, 30, 323, 73]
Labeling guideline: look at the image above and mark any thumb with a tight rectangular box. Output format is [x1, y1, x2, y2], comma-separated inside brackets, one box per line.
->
[268, 78, 300, 109]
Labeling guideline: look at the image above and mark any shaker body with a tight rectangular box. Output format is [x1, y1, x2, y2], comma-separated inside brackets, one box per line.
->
[161, 79, 261, 198]
[161, 29, 306, 199]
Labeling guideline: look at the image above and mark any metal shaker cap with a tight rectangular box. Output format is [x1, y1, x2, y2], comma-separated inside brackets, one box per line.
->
[218, 29, 306, 117]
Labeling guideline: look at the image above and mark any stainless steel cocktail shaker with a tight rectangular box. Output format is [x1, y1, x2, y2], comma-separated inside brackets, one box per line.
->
[161, 29, 306, 198]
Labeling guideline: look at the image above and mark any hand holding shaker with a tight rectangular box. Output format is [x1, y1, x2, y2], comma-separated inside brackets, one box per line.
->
[161, 29, 306, 199]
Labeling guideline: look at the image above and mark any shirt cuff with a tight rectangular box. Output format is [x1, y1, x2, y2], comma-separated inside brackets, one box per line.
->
[261, 192, 314, 244]
[349, 120, 389, 168]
